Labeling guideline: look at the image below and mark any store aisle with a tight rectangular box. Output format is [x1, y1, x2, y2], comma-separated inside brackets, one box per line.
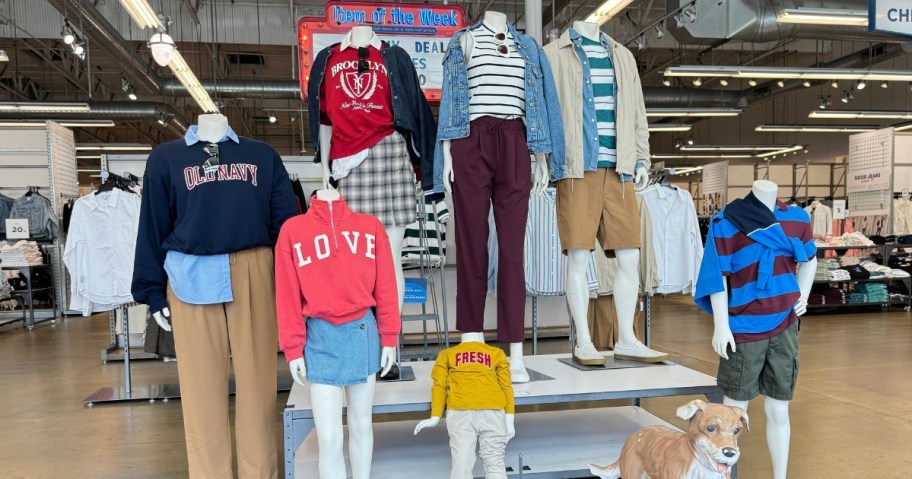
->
[0, 297, 910, 478]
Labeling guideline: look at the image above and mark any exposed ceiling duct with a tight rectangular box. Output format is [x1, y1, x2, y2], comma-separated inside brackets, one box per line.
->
[667, 0, 905, 44]
[161, 78, 302, 100]
[44, 0, 161, 93]
[0, 101, 187, 133]
[643, 87, 741, 108]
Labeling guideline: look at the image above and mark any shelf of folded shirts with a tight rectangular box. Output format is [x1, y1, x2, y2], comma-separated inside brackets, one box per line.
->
[813, 276, 909, 284]
[814, 244, 884, 251]
[808, 300, 910, 309]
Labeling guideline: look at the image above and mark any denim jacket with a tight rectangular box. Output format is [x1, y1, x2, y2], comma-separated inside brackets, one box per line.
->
[308, 43, 438, 191]
[433, 22, 566, 193]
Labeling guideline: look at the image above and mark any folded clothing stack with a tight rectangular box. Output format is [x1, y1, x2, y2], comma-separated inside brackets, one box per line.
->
[808, 293, 826, 305]
[839, 256, 860, 267]
[855, 282, 889, 302]
[846, 292, 868, 303]
[828, 269, 852, 281]
[822, 287, 846, 305]
[841, 265, 871, 280]
[860, 261, 896, 278]
[815, 232, 875, 247]
[0, 240, 44, 267]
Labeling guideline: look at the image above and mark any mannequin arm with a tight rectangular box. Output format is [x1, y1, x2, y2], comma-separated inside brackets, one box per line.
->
[442, 140, 455, 193]
[532, 153, 549, 195]
[413, 416, 441, 435]
[794, 257, 817, 316]
[152, 306, 172, 332]
[505, 413, 515, 439]
[710, 281, 735, 359]
[633, 163, 649, 191]
[319, 125, 332, 189]
[288, 357, 307, 387]
[380, 346, 396, 377]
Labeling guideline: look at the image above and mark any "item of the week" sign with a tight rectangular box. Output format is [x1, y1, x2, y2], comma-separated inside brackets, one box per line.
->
[298, 1, 466, 102]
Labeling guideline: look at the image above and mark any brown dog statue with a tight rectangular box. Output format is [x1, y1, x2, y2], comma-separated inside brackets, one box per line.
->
[589, 400, 749, 479]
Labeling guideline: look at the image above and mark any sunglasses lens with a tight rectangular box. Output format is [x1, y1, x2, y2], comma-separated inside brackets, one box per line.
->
[358, 46, 369, 59]
[497, 44, 508, 55]
[495, 32, 506, 42]
[358, 60, 368, 74]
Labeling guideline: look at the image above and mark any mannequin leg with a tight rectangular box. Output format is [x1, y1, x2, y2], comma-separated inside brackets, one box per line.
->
[385, 225, 406, 312]
[612, 248, 669, 362]
[310, 384, 346, 479]
[508, 342, 529, 383]
[346, 376, 378, 479]
[566, 248, 604, 365]
[765, 398, 791, 479]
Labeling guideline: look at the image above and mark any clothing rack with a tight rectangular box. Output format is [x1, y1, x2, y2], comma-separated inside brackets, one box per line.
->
[85, 302, 174, 405]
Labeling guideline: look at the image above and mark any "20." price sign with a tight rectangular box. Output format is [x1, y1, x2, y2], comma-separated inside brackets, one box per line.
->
[5, 219, 29, 239]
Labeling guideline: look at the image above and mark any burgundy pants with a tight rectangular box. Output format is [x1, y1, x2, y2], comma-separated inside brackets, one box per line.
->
[451, 117, 531, 343]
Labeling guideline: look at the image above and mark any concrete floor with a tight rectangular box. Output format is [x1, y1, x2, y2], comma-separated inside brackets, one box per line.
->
[0, 295, 910, 478]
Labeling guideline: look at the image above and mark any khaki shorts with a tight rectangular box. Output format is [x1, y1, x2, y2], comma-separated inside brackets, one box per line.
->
[716, 321, 800, 402]
[556, 168, 640, 256]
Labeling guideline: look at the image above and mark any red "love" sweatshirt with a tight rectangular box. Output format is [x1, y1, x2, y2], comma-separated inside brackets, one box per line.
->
[274, 196, 400, 362]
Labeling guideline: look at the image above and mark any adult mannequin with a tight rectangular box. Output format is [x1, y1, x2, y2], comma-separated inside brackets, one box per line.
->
[275, 188, 400, 479]
[151, 112, 229, 330]
[438, 11, 561, 383]
[133, 111, 299, 479]
[545, 22, 660, 364]
[699, 180, 817, 479]
[414, 333, 515, 479]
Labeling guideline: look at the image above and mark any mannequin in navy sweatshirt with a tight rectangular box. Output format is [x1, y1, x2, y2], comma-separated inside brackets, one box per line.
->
[131, 113, 298, 479]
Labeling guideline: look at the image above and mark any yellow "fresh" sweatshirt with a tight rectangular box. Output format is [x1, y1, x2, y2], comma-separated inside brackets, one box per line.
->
[430, 342, 515, 417]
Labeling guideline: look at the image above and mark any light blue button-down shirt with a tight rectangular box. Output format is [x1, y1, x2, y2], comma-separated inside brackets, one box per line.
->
[568, 28, 646, 183]
[163, 125, 241, 305]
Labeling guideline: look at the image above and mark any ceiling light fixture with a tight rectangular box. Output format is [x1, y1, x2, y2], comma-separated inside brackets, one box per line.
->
[635, 34, 647, 50]
[584, 0, 635, 25]
[881, 81, 889, 89]
[0, 50, 8, 62]
[693, 78, 702, 87]
[748, 79, 758, 86]
[72, 42, 84, 56]
[754, 124, 879, 133]
[655, 21, 665, 39]
[0, 120, 116, 128]
[149, 31, 175, 67]
[61, 22, 75, 45]
[268, 115, 278, 124]
[652, 154, 754, 159]
[119, 0, 161, 29]
[646, 108, 742, 117]
[662, 78, 672, 86]
[756, 145, 804, 158]
[809, 110, 912, 120]
[674, 138, 684, 149]
[680, 145, 804, 152]
[686, 135, 695, 145]
[776, 80, 785, 88]
[648, 123, 693, 132]
[803, 80, 812, 87]
[831, 80, 839, 88]
[0, 102, 90, 112]
[663, 65, 912, 82]
[75, 143, 152, 151]
[857, 80, 866, 90]
[776, 8, 868, 26]
[157, 112, 167, 126]
[168, 50, 219, 113]
[719, 78, 729, 86]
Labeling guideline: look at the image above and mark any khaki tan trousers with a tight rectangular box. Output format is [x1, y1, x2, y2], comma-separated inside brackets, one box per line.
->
[168, 246, 278, 479]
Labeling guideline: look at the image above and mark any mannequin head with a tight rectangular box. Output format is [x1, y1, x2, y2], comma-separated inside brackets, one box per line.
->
[482, 11, 508, 31]
[573, 21, 601, 41]
[316, 188, 341, 203]
[460, 332, 485, 344]
[347, 25, 375, 48]
[903, 189, 910, 200]
[196, 113, 229, 143]
[751, 180, 778, 212]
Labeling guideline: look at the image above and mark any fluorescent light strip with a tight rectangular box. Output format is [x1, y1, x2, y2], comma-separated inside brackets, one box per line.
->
[652, 154, 754, 159]
[755, 145, 804, 158]
[119, 0, 160, 29]
[809, 110, 912, 120]
[0, 120, 115, 128]
[755, 124, 879, 133]
[585, 0, 635, 25]
[648, 123, 693, 132]
[776, 8, 868, 26]
[680, 145, 795, 152]
[671, 166, 705, 175]
[663, 66, 912, 82]
[75, 143, 152, 151]
[0, 102, 90, 112]
[168, 50, 219, 113]
[76, 155, 102, 160]
[646, 108, 742, 118]
[894, 122, 912, 132]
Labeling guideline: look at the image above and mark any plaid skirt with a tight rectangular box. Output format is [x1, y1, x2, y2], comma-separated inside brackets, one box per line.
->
[340, 132, 417, 228]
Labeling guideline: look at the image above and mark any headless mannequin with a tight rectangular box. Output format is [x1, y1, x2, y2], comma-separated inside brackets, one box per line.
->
[710, 180, 816, 479]
[320, 25, 407, 315]
[563, 21, 655, 364]
[153, 113, 230, 330]
[413, 333, 516, 435]
[902, 189, 910, 200]
[440, 11, 548, 383]
[288, 188, 395, 479]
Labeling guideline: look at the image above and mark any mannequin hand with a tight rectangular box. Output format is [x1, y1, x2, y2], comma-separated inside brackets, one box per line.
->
[442, 145, 455, 193]
[712, 325, 736, 360]
[794, 297, 809, 317]
[532, 154, 549, 195]
[634, 166, 649, 191]
[152, 306, 172, 332]
[380, 347, 396, 377]
[505, 413, 516, 439]
[414, 416, 441, 435]
[321, 169, 331, 190]
[288, 358, 307, 387]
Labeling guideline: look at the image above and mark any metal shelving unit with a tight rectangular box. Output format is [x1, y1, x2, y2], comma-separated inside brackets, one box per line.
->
[809, 243, 912, 311]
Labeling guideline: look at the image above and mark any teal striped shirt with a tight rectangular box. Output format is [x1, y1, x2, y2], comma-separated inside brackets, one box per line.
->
[580, 37, 617, 168]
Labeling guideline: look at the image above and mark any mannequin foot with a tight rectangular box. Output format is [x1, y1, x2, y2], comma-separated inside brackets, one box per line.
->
[509, 356, 530, 383]
[613, 341, 670, 363]
[573, 342, 606, 366]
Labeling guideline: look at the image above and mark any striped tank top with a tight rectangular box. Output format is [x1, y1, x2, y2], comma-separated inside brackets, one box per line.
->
[467, 25, 526, 121]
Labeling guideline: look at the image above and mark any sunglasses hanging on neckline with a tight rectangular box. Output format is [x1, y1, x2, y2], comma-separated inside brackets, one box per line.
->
[357, 47, 370, 75]
[491, 31, 509, 56]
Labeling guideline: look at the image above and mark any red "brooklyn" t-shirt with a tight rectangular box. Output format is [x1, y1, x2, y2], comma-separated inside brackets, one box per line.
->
[319, 45, 395, 160]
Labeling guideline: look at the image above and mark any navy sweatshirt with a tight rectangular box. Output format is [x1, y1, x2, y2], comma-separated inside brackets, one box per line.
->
[131, 137, 299, 313]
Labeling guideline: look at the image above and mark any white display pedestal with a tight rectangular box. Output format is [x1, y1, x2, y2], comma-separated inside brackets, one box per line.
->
[283, 353, 720, 478]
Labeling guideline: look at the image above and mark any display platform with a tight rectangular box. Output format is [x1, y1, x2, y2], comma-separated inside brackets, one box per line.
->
[295, 406, 678, 478]
[283, 352, 720, 479]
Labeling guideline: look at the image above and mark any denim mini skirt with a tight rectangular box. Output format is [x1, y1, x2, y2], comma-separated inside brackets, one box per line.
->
[304, 309, 381, 386]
